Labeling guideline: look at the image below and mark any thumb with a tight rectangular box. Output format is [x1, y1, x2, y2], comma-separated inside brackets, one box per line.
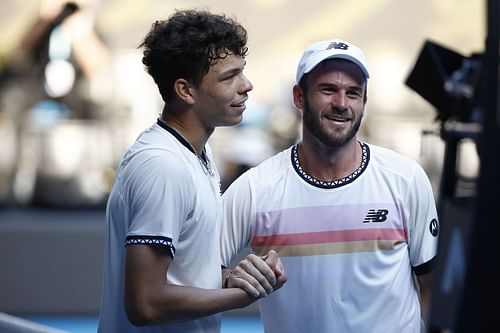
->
[264, 250, 282, 275]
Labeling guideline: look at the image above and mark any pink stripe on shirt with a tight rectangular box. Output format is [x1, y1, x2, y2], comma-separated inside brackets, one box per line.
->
[251, 228, 407, 247]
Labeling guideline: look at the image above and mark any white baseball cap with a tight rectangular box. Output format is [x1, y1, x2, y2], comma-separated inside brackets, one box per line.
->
[296, 39, 370, 83]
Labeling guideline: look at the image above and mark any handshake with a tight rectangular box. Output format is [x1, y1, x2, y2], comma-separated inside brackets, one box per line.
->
[223, 250, 287, 298]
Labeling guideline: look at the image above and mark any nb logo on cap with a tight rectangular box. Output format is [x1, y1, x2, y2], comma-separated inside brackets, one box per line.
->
[326, 42, 349, 51]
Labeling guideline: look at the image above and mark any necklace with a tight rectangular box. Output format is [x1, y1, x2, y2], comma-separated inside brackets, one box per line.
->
[157, 118, 215, 176]
[193, 146, 215, 177]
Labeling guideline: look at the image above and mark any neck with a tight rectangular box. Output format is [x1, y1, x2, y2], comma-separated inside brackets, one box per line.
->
[157, 117, 215, 176]
[160, 113, 208, 154]
[297, 138, 361, 182]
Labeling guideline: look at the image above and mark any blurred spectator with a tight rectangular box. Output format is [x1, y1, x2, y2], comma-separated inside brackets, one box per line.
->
[0, 0, 110, 121]
[0, 0, 113, 206]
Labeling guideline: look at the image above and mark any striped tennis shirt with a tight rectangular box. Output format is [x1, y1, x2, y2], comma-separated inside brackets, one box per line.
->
[221, 142, 438, 333]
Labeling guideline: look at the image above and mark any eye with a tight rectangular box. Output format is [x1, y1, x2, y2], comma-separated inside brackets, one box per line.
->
[321, 86, 337, 94]
[347, 89, 362, 98]
[221, 68, 243, 82]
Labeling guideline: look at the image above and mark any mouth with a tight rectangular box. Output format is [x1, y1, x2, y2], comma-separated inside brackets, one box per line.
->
[325, 114, 351, 123]
[231, 99, 247, 107]
[231, 99, 247, 108]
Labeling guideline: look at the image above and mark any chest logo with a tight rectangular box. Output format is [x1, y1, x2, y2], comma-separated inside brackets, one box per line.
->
[363, 209, 389, 223]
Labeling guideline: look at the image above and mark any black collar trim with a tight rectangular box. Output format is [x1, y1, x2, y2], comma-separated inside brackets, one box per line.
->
[291, 142, 370, 189]
[157, 118, 196, 156]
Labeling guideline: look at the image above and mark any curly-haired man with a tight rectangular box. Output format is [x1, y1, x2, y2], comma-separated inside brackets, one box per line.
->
[98, 9, 286, 333]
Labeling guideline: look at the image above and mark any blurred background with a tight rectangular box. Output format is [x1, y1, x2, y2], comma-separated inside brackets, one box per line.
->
[0, 0, 487, 332]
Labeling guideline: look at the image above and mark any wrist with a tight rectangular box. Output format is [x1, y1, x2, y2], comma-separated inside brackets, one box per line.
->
[223, 270, 233, 288]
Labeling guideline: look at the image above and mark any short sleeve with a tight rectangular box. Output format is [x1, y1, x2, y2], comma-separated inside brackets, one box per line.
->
[407, 163, 439, 275]
[220, 171, 255, 266]
[125, 150, 194, 257]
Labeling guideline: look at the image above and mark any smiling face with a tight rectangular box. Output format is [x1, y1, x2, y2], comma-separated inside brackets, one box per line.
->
[191, 52, 253, 129]
[294, 59, 367, 148]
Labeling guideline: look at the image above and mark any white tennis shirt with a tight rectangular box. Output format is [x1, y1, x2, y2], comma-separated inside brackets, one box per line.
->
[99, 122, 223, 333]
[221, 142, 439, 333]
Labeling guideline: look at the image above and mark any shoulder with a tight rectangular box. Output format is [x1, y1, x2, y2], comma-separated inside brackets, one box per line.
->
[246, 147, 292, 181]
[366, 143, 424, 177]
[224, 146, 292, 194]
[117, 126, 194, 184]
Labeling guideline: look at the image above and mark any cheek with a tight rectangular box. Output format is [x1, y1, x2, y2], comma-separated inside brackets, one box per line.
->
[203, 90, 226, 106]
[310, 91, 335, 105]
[354, 103, 365, 116]
[211, 84, 234, 101]
[308, 98, 331, 115]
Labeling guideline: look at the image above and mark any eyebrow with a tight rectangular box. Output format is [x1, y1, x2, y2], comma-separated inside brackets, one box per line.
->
[317, 82, 364, 91]
[219, 60, 246, 79]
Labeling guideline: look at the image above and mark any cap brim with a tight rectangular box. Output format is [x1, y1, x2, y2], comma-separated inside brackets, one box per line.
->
[304, 53, 370, 79]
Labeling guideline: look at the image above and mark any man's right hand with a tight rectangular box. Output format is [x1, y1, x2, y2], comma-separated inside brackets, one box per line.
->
[226, 250, 287, 298]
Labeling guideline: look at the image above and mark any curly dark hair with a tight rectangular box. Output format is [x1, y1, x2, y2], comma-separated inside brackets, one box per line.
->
[139, 9, 248, 103]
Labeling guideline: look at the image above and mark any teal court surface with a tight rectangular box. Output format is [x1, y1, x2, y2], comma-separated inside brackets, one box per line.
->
[24, 315, 264, 333]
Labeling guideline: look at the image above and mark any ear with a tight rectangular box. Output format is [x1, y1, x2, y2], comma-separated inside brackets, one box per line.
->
[292, 84, 305, 110]
[173, 78, 195, 105]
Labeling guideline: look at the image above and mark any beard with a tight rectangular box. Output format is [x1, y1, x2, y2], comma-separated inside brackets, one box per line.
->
[302, 97, 363, 148]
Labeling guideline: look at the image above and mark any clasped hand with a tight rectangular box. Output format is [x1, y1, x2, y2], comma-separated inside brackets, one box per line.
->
[227, 250, 287, 298]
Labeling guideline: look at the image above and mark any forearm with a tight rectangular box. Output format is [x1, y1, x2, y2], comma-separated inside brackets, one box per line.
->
[125, 245, 257, 326]
[420, 284, 431, 326]
[126, 283, 255, 326]
[417, 272, 433, 327]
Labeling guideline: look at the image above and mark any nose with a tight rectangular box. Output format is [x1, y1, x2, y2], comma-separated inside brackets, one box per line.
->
[332, 92, 348, 111]
[240, 74, 253, 94]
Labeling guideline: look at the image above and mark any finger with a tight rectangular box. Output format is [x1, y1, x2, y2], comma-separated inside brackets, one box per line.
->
[230, 269, 266, 298]
[236, 255, 275, 293]
[264, 251, 287, 291]
[275, 262, 288, 289]
[247, 255, 276, 289]
[252, 253, 278, 282]
[274, 276, 287, 291]
[264, 250, 282, 275]
[277, 260, 285, 277]
[240, 259, 275, 294]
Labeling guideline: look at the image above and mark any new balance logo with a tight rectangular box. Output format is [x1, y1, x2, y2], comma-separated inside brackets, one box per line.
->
[326, 41, 349, 51]
[363, 209, 389, 223]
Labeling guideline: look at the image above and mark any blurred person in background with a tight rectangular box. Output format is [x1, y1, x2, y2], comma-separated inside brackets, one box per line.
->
[0, 0, 110, 120]
[221, 38, 438, 333]
[98, 9, 286, 333]
[0, 0, 112, 206]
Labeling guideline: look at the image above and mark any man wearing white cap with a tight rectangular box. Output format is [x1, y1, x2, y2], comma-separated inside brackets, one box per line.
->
[220, 39, 439, 332]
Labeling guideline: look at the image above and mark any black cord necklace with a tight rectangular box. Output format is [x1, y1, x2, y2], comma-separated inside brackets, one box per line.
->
[157, 118, 215, 176]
